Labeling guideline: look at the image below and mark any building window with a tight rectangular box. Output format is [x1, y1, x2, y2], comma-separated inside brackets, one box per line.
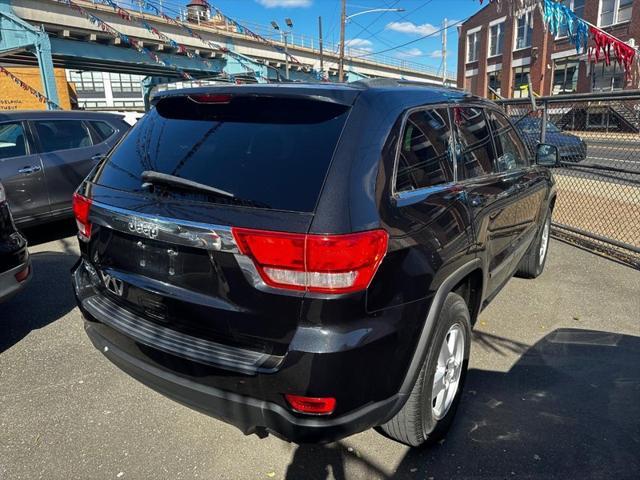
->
[79, 101, 107, 109]
[489, 22, 505, 57]
[69, 71, 104, 94]
[113, 100, 144, 108]
[591, 62, 625, 91]
[110, 73, 142, 95]
[488, 70, 502, 99]
[515, 11, 534, 49]
[553, 57, 580, 94]
[512, 66, 531, 98]
[467, 31, 481, 63]
[558, 0, 585, 37]
[600, 0, 633, 27]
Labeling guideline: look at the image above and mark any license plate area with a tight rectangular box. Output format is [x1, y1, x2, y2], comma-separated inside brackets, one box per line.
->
[95, 229, 217, 295]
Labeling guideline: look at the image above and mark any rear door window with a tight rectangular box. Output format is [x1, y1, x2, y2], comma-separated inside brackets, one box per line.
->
[488, 110, 529, 172]
[395, 108, 454, 192]
[33, 120, 93, 153]
[89, 121, 116, 142]
[0, 122, 27, 159]
[92, 96, 350, 212]
[451, 106, 497, 179]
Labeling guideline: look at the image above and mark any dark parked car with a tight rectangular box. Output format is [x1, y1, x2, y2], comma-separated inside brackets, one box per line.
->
[0, 111, 130, 226]
[513, 117, 587, 162]
[0, 181, 30, 303]
[71, 81, 557, 446]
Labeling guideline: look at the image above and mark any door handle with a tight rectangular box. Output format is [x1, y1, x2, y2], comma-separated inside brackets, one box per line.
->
[18, 165, 41, 174]
[91, 154, 106, 162]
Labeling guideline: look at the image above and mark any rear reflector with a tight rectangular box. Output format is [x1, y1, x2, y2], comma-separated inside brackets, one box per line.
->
[232, 228, 388, 294]
[14, 265, 30, 283]
[285, 395, 336, 415]
[72, 192, 93, 241]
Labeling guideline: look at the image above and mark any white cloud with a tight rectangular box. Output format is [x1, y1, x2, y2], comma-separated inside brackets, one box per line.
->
[396, 48, 424, 58]
[344, 38, 373, 52]
[255, 0, 312, 8]
[386, 21, 438, 36]
[429, 49, 443, 58]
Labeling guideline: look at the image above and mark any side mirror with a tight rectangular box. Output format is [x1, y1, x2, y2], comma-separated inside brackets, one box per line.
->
[536, 143, 559, 167]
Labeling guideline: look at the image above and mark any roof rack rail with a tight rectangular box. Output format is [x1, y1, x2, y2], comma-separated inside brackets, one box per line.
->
[351, 77, 465, 91]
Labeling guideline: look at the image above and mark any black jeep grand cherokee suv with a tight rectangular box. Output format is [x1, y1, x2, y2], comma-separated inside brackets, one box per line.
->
[72, 81, 557, 446]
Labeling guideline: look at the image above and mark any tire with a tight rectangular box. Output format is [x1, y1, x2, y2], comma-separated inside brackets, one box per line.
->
[516, 209, 551, 279]
[378, 292, 471, 447]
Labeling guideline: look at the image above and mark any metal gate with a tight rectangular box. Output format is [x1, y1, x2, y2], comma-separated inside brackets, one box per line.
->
[496, 91, 640, 269]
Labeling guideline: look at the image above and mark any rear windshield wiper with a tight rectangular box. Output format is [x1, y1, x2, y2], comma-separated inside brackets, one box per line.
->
[141, 171, 235, 199]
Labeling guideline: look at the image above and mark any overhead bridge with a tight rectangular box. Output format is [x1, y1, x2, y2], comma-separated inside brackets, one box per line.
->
[0, 0, 455, 109]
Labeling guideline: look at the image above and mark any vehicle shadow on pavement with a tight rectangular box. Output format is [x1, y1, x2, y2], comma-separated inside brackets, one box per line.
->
[0, 250, 77, 353]
[20, 219, 77, 247]
[285, 329, 640, 480]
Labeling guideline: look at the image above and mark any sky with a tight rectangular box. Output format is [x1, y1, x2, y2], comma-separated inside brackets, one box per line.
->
[167, 1, 485, 75]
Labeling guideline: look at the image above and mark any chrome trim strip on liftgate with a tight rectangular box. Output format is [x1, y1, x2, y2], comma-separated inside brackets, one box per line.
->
[89, 200, 238, 252]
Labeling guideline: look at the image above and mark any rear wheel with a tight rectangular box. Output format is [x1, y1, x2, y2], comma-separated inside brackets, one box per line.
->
[516, 209, 551, 278]
[378, 292, 471, 447]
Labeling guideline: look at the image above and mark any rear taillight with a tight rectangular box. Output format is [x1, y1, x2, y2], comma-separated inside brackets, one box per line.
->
[285, 395, 336, 415]
[232, 228, 388, 294]
[72, 192, 93, 241]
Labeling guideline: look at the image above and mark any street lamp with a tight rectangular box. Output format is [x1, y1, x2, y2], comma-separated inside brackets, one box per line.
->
[271, 18, 294, 80]
[338, 3, 404, 82]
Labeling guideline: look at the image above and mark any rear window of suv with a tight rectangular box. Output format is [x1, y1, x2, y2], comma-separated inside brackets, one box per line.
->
[92, 95, 350, 212]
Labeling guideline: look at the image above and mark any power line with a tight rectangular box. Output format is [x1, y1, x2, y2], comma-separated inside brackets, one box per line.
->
[360, 0, 436, 42]
[352, 17, 467, 58]
[349, 0, 401, 41]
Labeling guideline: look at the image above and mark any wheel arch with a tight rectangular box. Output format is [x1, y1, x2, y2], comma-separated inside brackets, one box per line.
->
[451, 268, 484, 327]
[396, 258, 482, 399]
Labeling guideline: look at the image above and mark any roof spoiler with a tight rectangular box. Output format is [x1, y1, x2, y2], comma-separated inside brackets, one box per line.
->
[151, 85, 359, 108]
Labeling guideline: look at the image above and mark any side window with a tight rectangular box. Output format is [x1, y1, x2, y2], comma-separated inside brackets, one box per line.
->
[488, 110, 529, 172]
[395, 108, 454, 192]
[0, 122, 27, 160]
[89, 121, 116, 142]
[451, 106, 497, 179]
[33, 120, 93, 153]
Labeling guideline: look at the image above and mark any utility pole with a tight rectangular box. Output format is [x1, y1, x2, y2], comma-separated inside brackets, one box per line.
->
[442, 18, 447, 86]
[284, 33, 289, 80]
[318, 16, 324, 79]
[338, 0, 346, 82]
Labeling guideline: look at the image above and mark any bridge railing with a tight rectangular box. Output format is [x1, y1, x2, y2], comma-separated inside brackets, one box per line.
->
[113, 0, 455, 79]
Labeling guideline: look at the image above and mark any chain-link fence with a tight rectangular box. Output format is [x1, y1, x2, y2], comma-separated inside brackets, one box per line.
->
[496, 91, 640, 269]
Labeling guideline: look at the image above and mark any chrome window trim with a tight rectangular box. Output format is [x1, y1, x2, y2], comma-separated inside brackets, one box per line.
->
[89, 200, 238, 252]
[390, 103, 458, 202]
[391, 102, 534, 206]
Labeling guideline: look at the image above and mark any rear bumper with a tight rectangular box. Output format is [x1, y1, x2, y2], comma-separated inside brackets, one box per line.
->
[72, 259, 420, 443]
[0, 257, 31, 303]
[85, 323, 405, 443]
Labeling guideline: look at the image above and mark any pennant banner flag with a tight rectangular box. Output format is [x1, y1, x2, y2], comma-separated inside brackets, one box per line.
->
[477, 0, 638, 82]
[542, 0, 588, 53]
[0, 66, 60, 109]
[63, 0, 193, 79]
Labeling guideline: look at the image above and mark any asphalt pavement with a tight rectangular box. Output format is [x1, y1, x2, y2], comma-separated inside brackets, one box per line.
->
[1, 220, 639, 480]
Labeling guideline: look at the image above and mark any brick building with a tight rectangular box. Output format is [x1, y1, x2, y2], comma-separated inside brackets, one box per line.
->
[457, 0, 639, 99]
